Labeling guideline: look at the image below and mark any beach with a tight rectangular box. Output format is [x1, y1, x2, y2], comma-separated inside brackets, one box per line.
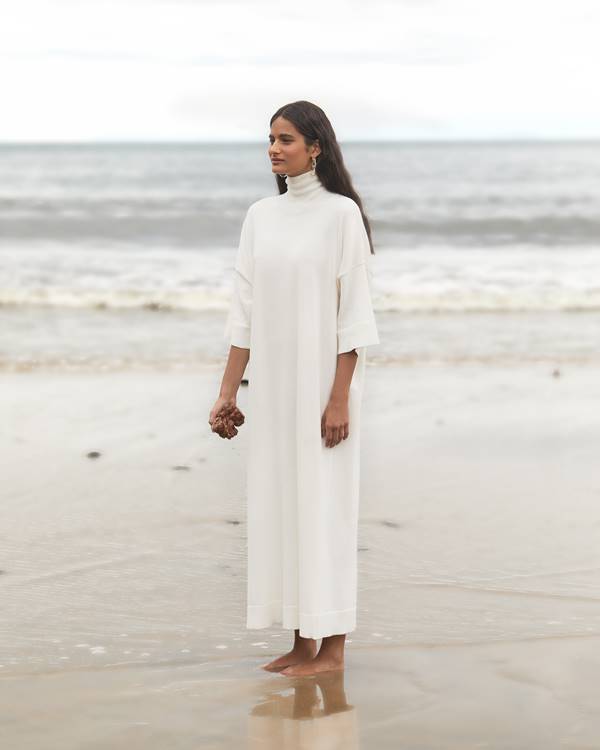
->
[2, 139, 600, 746]
[2, 360, 600, 748]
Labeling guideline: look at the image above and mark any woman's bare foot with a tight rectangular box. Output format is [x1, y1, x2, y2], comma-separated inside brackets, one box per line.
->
[280, 654, 344, 676]
[280, 633, 346, 677]
[261, 631, 317, 672]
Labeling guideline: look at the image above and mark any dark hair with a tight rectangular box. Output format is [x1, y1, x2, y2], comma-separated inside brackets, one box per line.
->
[270, 100, 375, 255]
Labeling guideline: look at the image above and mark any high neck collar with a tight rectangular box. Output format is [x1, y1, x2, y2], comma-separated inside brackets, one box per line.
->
[285, 169, 326, 200]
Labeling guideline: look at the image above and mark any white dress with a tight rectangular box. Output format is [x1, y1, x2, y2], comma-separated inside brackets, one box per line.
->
[224, 168, 379, 639]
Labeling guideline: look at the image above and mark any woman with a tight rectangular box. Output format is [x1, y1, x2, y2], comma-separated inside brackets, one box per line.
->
[209, 100, 379, 676]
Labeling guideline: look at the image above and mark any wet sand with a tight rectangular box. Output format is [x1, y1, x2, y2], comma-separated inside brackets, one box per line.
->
[1, 363, 599, 747]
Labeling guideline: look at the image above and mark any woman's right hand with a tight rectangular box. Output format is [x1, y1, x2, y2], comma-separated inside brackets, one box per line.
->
[209, 396, 245, 439]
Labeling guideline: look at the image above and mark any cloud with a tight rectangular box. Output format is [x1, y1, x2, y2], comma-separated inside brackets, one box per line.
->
[1, 0, 599, 140]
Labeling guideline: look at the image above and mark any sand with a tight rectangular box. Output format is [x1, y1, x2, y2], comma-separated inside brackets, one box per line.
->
[1, 362, 599, 748]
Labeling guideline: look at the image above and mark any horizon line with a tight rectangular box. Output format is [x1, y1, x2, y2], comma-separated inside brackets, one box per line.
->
[1, 136, 600, 146]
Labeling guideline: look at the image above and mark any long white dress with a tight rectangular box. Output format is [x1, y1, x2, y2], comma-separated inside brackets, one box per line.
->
[224, 168, 379, 639]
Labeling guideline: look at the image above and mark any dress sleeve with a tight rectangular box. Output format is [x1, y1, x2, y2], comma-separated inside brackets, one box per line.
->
[336, 203, 380, 355]
[224, 207, 254, 349]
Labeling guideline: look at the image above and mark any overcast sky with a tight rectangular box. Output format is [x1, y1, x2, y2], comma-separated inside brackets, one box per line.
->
[1, 0, 599, 142]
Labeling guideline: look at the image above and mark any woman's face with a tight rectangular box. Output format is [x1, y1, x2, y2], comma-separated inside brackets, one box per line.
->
[268, 116, 320, 178]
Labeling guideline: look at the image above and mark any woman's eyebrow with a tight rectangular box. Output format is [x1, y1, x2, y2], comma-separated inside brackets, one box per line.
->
[268, 133, 294, 138]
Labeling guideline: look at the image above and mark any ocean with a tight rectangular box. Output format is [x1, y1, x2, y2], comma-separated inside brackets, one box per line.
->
[1, 141, 599, 370]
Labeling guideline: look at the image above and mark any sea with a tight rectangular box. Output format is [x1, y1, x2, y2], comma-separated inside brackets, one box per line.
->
[1, 140, 599, 371]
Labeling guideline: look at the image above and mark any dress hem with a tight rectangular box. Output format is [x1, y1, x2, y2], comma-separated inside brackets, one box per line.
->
[246, 602, 356, 639]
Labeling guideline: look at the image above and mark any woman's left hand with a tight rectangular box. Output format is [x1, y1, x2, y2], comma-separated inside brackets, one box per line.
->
[321, 398, 349, 448]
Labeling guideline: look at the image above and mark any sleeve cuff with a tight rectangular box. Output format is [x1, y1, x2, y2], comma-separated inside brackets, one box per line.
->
[337, 320, 379, 354]
[230, 323, 251, 349]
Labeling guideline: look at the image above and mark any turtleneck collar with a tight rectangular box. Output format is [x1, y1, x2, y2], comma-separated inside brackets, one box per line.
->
[285, 169, 326, 200]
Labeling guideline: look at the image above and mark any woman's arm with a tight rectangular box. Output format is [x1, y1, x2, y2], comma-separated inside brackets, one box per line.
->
[208, 345, 250, 437]
[322, 350, 358, 448]
[219, 345, 250, 400]
[330, 349, 358, 403]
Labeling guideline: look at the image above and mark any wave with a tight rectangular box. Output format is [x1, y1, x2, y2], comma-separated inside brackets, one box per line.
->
[2, 287, 600, 313]
[2, 351, 600, 373]
[2, 212, 600, 247]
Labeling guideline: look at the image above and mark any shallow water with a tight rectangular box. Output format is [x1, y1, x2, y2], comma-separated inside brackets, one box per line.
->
[1, 365, 599, 680]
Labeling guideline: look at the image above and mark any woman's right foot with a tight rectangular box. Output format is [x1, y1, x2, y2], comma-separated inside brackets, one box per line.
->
[261, 645, 317, 672]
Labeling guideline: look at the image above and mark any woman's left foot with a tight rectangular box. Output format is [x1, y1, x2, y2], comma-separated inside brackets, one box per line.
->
[280, 656, 344, 676]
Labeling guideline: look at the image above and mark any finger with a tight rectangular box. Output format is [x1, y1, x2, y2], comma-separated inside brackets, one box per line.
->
[343, 423, 349, 440]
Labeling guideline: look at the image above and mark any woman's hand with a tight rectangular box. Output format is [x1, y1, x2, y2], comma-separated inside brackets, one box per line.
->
[209, 396, 245, 439]
[321, 397, 349, 448]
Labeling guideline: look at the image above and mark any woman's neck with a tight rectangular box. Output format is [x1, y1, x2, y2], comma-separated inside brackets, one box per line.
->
[285, 169, 326, 199]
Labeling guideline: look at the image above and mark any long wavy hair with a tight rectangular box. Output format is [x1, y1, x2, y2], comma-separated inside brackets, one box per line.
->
[270, 100, 375, 255]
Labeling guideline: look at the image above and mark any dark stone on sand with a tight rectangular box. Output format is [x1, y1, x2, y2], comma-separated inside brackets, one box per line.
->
[381, 520, 400, 528]
[358, 546, 369, 551]
[86, 451, 101, 459]
[552, 368, 561, 378]
[172, 465, 191, 471]
[226, 519, 241, 525]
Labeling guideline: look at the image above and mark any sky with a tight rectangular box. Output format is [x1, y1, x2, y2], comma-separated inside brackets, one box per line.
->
[1, 0, 599, 142]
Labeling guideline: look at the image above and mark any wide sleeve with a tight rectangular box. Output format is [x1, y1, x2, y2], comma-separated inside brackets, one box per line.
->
[336, 203, 380, 355]
[224, 207, 254, 349]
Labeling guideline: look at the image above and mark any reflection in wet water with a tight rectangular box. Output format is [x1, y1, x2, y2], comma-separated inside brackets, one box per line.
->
[248, 670, 358, 748]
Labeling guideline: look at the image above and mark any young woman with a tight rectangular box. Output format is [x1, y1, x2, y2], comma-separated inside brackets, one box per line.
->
[209, 100, 379, 676]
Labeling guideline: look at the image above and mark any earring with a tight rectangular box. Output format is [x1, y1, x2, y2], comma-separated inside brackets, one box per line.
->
[311, 156, 317, 175]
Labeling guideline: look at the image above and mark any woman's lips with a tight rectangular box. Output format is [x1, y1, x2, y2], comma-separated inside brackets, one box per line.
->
[271, 159, 284, 163]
